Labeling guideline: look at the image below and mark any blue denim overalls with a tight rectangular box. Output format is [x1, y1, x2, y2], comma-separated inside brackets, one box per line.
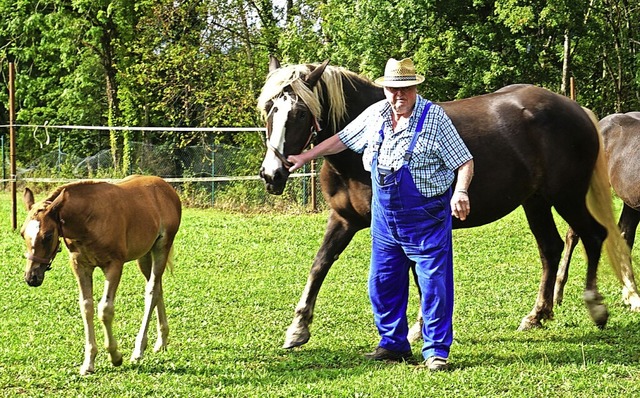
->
[369, 101, 454, 360]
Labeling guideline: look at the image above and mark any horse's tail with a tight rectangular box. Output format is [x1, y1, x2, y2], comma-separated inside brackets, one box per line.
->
[583, 107, 640, 309]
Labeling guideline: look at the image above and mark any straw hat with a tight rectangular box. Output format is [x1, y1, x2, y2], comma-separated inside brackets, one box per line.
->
[374, 58, 425, 88]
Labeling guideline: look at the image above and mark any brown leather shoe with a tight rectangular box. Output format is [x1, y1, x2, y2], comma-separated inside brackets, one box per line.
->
[364, 346, 413, 362]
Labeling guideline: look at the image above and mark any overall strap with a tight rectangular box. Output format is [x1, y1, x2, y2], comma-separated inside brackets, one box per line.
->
[376, 121, 385, 146]
[403, 101, 432, 163]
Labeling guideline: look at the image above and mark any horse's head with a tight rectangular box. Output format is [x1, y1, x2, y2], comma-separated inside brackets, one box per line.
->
[20, 188, 63, 287]
[257, 57, 329, 195]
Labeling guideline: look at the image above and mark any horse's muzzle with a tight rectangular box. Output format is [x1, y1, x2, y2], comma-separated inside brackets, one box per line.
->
[260, 166, 290, 195]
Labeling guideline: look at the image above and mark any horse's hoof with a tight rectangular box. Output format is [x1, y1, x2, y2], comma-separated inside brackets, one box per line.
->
[283, 326, 310, 349]
[584, 289, 609, 328]
[623, 290, 640, 312]
[517, 317, 542, 331]
[586, 304, 608, 329]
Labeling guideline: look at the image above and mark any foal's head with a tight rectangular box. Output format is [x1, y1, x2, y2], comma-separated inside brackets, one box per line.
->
[20, 188, 63, 287]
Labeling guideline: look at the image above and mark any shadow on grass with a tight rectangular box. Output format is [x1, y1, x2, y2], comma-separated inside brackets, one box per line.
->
[452, 316, 640, 370]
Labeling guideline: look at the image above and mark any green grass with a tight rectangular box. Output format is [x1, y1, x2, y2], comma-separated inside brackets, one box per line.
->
[1, 191, 640, 397]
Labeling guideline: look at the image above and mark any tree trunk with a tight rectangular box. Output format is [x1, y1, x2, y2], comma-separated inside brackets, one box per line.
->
[561, 30, 570, 97]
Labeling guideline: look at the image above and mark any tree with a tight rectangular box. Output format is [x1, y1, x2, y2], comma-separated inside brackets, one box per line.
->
[2, 0, 640, 169]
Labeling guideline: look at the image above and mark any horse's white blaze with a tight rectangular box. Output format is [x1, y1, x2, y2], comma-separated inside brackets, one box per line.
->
[261, 95, 294, 176]
[25, 219, 40, 251]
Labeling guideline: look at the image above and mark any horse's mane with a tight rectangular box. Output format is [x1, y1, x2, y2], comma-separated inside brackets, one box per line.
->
[257, 63, 371, 133]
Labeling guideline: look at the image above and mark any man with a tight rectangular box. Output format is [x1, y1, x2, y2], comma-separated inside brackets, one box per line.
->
[287, 58, 474, 371]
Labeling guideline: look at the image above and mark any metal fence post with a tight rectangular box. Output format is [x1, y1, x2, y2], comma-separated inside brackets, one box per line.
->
[57, 135, 62, 171]
[302, 162, 308, 206]
[9, 61, 17, 230]
[210, 142, 215, 206]
[1, 134, 5, 189]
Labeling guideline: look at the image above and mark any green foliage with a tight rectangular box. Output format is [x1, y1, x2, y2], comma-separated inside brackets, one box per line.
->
[0, 0, 639, 168]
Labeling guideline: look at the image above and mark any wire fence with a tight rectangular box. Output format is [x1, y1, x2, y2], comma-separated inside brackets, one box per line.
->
[0, 126, 326, 212]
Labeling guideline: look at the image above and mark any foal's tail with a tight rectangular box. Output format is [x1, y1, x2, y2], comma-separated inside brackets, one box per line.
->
[583, 107, 640, 310]
[167, 244, 175, 275]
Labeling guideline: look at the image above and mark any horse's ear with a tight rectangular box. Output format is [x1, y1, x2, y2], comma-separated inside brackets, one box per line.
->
[23, 188, 35, 211]
[304, 60, 330, 89]
[269, 54, 281, 72]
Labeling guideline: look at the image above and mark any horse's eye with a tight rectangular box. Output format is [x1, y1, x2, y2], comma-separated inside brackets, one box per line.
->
[273, 106, 279, 114]
[298, 110, 307, 119]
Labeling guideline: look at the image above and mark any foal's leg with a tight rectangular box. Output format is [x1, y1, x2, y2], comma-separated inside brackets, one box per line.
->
[131, 247, 168, 361]
[149, 246, 170, 354]
[284, 210, 362, 348]
[555, 227, 580, 306]
[98, 262, 124, 368]
[518, 199, 565, 330]
[72, 261, 98, 375]
[143, 248, 170, 353]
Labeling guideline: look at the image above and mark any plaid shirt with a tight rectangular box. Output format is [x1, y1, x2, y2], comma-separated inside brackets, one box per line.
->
[338, 95, 473, 197]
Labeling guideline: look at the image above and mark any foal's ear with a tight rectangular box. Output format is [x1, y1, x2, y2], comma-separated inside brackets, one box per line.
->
[269, 54, 281, 72]
[304, 60, 330, 88]
[46, 188, 67, 218]
[23, 188, 35, 211]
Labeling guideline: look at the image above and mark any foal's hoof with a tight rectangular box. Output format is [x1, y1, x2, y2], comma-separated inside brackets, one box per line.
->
[408, 321, 422, 344]
[130, 351, 144, 363]
[79, 364, 95, 376]
[154, 342, 168, 353]
[111, 351, 123, 367]
[283, 326, 310, 349]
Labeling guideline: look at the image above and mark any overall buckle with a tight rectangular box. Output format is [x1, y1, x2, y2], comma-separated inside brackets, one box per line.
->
[377, 167, 393, 185]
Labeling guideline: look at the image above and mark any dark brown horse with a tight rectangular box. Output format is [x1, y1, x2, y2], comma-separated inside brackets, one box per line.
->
[20, 175, 182, 375]
[557, 112, 640, 306]
[258, 59, 640, 349]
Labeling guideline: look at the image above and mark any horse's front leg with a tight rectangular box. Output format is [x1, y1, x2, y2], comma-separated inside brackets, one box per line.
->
[98, 263, 124, 368]
[72, 262, 98, 375]
[284, 210, 362, 348]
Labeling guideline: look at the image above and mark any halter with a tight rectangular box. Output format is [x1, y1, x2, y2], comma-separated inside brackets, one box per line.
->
[24, 222, 63, 270]
[24, 241, 60, 270]
[264, 95, 321, 169]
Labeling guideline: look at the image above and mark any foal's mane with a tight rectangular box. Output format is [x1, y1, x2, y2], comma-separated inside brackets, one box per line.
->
[257, 63, 372, 133]
[44, 180, 107, 203]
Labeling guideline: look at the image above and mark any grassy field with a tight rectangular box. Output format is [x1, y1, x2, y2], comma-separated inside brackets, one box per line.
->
[1, 190, 639, 397]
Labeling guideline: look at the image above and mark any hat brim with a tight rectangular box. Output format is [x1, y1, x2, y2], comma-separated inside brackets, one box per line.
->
[374, 75, 425, 88]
